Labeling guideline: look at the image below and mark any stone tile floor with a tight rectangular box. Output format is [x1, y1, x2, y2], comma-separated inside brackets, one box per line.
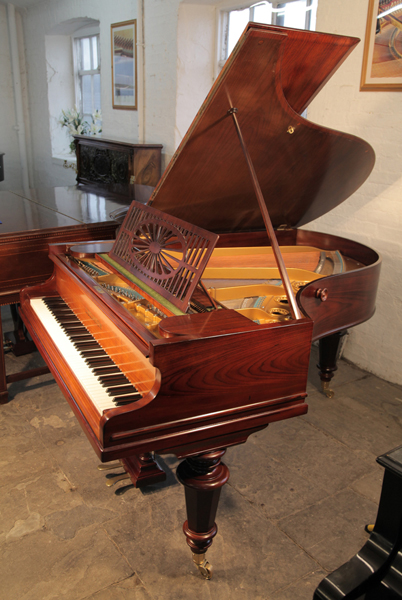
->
[1, 306, 401, 599]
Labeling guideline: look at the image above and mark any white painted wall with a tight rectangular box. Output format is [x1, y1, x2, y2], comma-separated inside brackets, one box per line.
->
[305, 0, 402, 385]
[175, 3, 216, 149]
[46, 34, 75, 157]
[143, 0, 181, 169]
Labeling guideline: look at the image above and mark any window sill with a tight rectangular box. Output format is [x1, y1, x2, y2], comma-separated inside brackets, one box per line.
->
[52, 154, 77, 167]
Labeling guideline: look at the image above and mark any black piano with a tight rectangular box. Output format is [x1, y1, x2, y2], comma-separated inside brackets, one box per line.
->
[314, 445, 402, 600]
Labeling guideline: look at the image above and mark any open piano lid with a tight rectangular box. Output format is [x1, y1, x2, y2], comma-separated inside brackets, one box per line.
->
[149, 23, 375, 233]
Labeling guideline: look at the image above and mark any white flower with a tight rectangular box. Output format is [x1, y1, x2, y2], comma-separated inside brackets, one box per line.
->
[60, 106, 102, 150]
[90, 123, 100, 134]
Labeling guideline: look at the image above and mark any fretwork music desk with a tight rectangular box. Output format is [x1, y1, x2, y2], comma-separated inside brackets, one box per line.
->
[0, 186, 132, 403]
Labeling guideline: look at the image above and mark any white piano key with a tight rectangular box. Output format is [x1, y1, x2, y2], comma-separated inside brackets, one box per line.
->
[30, 298, 140, 415]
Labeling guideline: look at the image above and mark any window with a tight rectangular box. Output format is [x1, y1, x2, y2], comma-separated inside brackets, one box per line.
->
[46, 18, 101, 159]
[219, 0, 318, 69]
[74, 34, 101, 122]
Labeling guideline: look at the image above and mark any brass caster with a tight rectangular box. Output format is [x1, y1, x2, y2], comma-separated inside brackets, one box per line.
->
[321, 381, 334, 398]
[192, 553, 212, 580]
[365, 523, 375, 533]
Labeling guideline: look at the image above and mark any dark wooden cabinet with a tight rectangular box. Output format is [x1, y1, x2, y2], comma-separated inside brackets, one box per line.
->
[73, 135, 162, 200]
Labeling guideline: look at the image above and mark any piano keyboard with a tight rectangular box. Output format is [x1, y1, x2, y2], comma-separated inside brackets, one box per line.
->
[30, 297, 142, 415]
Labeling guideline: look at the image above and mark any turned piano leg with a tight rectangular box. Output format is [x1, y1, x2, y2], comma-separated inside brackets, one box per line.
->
[317, 331, 347, 398]
[177, 449, 229, 579]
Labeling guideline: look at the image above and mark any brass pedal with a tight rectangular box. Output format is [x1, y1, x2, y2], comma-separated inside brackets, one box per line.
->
[97, 461, 122, 471]
[106, 472, 131, 487]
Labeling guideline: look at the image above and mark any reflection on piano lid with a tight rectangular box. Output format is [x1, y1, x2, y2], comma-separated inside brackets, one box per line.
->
[19, 23, 381, 578]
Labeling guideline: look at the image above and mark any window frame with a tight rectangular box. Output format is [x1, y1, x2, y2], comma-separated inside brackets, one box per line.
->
[72, 28, 101, 122]
[217, 0, 316, 70]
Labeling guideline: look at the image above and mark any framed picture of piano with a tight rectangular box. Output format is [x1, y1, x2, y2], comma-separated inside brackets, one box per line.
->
[111, 20, 137, 109]
[361, 0, 402, 90]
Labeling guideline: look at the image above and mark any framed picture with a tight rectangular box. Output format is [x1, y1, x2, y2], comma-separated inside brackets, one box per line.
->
[361, 0, 402, 90]
[111, 20, 137, 109]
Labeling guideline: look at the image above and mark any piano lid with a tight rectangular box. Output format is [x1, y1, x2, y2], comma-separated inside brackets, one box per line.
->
[150, 24, 375, 233]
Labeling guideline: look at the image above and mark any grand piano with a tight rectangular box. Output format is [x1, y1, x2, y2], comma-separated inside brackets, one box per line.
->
[19, 24, 381, 578]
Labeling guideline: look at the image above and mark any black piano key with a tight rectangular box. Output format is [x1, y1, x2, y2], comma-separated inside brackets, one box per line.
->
[75, 341, 103, 350]
[85, 353, 113, 361]
[56, 316, 82, 323]
[63, 324, 87, 330]
[106, 385, 139, 397]
[79, 349, 108, 358]
[44, 299, 66, 306]
[88, 358, 116, 368]
[48, 306, 75, 314]
[99, 374, 129, 386]
[114, 392, 142, 405]
[62, 325, 88, 333]
[58, 316, 81, 323]
[69, 334, 94, 341]
[93, 365, 121, 375]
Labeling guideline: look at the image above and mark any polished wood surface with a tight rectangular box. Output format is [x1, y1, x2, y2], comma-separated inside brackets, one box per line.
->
[206, 248, 322, 271]
[0, 188, 127, 301]
[0, 187, 130, 403]
[150, 27, 374, 233]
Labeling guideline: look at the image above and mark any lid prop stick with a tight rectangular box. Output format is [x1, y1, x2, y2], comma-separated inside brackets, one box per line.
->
[228, 107, 303, 320]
